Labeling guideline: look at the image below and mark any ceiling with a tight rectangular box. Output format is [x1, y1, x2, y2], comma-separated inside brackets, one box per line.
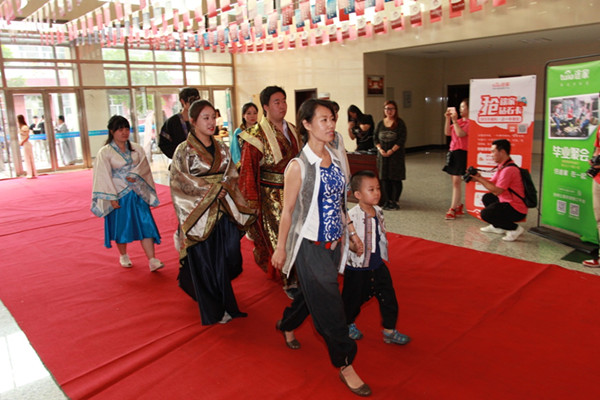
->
[6, 1, 600, 59]
[15, 0, 119, 24]
[384, 24, 600, 58]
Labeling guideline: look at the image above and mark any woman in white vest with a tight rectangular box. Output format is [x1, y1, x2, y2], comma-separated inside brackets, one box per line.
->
[271, 99, 371, 397]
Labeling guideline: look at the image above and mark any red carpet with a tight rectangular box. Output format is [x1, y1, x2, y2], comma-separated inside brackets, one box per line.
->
[1, 171, 600, 399]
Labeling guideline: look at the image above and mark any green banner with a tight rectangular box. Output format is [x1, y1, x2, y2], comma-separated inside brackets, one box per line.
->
[542, 60, 600, 243]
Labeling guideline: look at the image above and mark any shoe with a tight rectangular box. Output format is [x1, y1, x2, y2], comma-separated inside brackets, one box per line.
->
[389, 202, 400, 210]
[276, 320, 301, 350]
[382, 201, 393, 211]
[219, 311, 232, 324]
[149, 258, 164, 272]
[119, 254, 132, 268]
[382, 329, 411, 345]
[502, 225, 525, 242]
[480, 224, 506, 234]
[339, 369, 372, 397]
[582, 258, 600, 268]
[454, 204, 465, 216]
[348, 323, 363, 340]
[445, 208, 456, 220]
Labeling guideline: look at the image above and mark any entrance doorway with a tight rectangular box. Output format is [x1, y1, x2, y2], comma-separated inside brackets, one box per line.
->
[5, 90, 83, 177]
[295, 89, 317, 118]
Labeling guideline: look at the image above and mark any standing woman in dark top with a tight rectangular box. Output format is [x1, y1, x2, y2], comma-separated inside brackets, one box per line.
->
[347, 105, 375, 152]
[373, 100, 407, 210]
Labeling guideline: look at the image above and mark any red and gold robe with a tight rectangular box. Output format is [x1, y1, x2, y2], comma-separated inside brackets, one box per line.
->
[238, 116, 300, 280]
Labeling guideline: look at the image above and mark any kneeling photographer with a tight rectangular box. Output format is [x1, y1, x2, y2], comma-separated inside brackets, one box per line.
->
[466, 139, 527, 242]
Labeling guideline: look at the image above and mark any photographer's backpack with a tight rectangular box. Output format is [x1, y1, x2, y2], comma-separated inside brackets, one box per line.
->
[507, 163, 538, 208]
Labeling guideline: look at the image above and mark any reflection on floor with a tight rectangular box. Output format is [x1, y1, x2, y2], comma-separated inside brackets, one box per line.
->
[0, 149, 597, 399]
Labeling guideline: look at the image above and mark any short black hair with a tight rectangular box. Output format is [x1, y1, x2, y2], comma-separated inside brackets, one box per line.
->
[179, 87, 200, 103]
[259, 86, 286, 114]
[296, 98, 335, 144]
[492, 139, 511, 155]
[351, 170, 378, 193]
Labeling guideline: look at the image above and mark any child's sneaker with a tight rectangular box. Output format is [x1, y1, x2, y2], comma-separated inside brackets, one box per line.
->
[445, 208, 456, 220]
[348, 323, 363, 340]
[149, 258, 164, 272]
[383, 329, 411, 345]
[119, 254, 132, 268]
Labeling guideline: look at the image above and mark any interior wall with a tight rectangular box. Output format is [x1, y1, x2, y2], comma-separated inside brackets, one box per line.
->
[376, 41, 600, 153]
[233, 0, 600, 151]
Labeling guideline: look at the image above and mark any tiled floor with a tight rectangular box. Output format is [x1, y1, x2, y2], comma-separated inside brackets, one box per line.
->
[1, 149, 597, 399]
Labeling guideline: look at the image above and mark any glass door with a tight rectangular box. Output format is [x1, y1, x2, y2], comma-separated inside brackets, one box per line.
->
[0, 91, 14, 179]
[9, 90, 84, 174]
[48, 92, 82, 168]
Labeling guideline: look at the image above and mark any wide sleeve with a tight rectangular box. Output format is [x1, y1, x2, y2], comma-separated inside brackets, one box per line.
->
[128, 145, 159, 207]
[237, 142, 263, 209]
[91, 148, 118, 217]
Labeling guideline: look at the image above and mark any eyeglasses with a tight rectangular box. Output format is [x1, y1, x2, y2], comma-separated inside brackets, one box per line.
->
[384, 107, 396, 111]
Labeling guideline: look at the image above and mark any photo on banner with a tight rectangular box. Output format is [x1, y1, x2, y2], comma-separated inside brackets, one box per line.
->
[542, 60, 600, 244]
[466, 75, 537, 218]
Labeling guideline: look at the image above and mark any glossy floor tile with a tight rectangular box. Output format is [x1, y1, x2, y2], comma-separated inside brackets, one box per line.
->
[0, 148, 597, 400]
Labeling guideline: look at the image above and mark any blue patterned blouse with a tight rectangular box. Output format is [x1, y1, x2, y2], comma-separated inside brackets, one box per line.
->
[317, 163, 344, 242]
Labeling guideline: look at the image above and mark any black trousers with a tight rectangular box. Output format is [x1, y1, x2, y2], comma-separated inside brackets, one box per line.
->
[278, 239, 357, 368]
[342, 264, 399, 330]
[480, 193, 527, 231]
[381, 179, 403, 204]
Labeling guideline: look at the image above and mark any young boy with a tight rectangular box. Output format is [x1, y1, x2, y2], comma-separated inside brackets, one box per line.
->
[343, 170, 411, 345]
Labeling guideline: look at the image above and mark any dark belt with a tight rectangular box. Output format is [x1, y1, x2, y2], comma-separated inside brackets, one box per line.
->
[309, 239, 340, 250]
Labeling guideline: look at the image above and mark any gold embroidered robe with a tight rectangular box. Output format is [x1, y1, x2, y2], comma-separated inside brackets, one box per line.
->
[170, 133, 256, 259]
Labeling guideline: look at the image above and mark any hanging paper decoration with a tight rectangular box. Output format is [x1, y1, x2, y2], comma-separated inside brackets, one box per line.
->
[430, 0, 442, 22]
[469, 0, 484, 12]
[450, 0, 465, 18]
[288, 32, 296, 48]
[267, 12, 278, 36]
[355, 0, 365, 16]
[293, 9, 304, 31]
[408, 2, 422, 27]
[327, 24, 337, 42]
[182, 9, 190, 28]
[282, 1, 294, 26]
[277, 35, 285, 50]
[315, 0, 326, 16]
[310, 5, 321, 24]
[300, 1, 311, 22]
[357, 16, 367, 36]
[254, 15, 263, 37]
[173, 9, 180, 31]
[373, 11, 386, 34]
[207, 0, 217, 18]
[265, 36, 273, 51]
[375, 0, 385, 12]
[326, 0, 337, 20]
[221, 0, 232, 12]
[365, 0, 376, 9]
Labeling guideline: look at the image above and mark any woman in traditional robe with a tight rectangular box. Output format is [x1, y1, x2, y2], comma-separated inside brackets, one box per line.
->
[91, 115, 163, 272]
[170, 100, 256, 326]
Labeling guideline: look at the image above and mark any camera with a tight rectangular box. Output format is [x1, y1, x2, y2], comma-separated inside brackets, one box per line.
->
[462, 166, 479, 183]
[586, 155, 600, 178]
